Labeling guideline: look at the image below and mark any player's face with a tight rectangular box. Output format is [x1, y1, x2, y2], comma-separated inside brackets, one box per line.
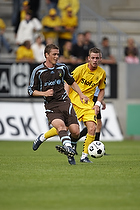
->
[46, 49, 59, 66]
[88, 52, 100, 70]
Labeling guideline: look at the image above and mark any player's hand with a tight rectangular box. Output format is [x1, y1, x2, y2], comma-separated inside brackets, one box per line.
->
[101, 100, 106, 110]
[93, 105, 100, 115]
[80, 94, 90, 104]
[44, 89, 54, 97]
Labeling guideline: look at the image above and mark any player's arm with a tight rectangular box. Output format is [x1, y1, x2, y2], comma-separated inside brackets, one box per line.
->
[97, 89, 105, 104]
[93, 89, 105, 115]
[32, 89, 54, 97]
[64, 82, 70, 95]
[101, 100, 106, 110]
[66, 81, 89, 104]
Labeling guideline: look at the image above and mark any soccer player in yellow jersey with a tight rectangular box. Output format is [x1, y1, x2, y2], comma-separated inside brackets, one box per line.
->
[33, 47, 106, 163]
[65, 47, 106, 162]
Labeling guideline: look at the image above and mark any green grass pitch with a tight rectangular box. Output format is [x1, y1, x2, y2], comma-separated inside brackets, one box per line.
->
[0, 140, 140, 210]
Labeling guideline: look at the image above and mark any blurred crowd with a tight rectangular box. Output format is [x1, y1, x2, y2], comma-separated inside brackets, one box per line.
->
[0, 0, 139, 64]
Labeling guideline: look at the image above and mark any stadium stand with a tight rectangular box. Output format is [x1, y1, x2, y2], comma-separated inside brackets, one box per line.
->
[0, 0, 140, 62]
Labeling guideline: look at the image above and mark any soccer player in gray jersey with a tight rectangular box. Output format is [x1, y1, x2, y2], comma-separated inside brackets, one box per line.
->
[28, 44, 89, 165]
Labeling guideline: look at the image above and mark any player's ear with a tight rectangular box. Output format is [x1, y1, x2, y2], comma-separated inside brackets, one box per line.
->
[45, 52, 49, 58]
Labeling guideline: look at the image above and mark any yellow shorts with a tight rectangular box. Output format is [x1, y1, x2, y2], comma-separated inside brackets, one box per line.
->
[73, 104, 97, 124]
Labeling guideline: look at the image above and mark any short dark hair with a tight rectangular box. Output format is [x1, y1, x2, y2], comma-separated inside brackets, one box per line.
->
[84, 31, 91, 36]
[89, 47, 101, 56]
[102, 37, 109, 42]
[44, 44, 59, 57]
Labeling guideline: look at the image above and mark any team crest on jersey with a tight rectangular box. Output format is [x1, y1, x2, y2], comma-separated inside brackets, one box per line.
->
[96, 76, 99, 81]
[58, 71, 62, 77]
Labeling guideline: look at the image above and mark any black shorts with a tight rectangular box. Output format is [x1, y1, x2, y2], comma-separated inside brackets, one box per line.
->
[45, 101, 79, 127]
[93, 96, 101, 120]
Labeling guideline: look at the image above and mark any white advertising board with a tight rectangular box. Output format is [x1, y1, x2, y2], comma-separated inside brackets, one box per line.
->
[100, 103, 123, 141]
[0, 102, 123, 141]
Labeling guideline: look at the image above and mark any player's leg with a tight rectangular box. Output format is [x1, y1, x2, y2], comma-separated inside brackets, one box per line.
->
[33, 127, 58, 151]
[55, 103, 80, 164]
[95, 116, 102, 141]
[70, 126, 87, 154]
[52, 119, 74, 153]
[69, 123, 81, 155]
[44, 127, 58, 139]
[80, 121, 97, 163]
[69, 105, 87, 154]
[93, 96, 101, 141]
[72, 111, 101, 143]
[69, 111, 102, 154]
[52, 118, 76, 165]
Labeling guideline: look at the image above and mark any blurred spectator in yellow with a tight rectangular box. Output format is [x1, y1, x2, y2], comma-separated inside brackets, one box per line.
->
[16, 10, 42, 45]
[83, 31, 96, 61]
[20, 1, 30, 21]
[58, 0, 79, 17]
[124, 37, 139, 58]
[41, 8, 61, 44]
[100, 37, 116, 64]
[59, 41, 77, 64]
[71, 33, 85, 64]
[45, 0, 59, 14]
[31, 34, 45, 63]
[16, 40, 35, 63]
[0, 18, 13, 53]
[58, 6, 78, 54]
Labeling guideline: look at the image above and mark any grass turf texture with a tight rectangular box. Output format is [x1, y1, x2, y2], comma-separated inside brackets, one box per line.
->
[0, 140, 140, 210]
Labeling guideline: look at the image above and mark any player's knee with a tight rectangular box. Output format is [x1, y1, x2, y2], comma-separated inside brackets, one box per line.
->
[57, 125, 67, 132]
[88, 125, 96, 135]
[71, 128, 80, 138]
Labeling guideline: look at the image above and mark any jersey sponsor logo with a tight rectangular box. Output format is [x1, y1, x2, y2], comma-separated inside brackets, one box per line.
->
[81, 78, 96, 87]
[44, 79, 61, 86]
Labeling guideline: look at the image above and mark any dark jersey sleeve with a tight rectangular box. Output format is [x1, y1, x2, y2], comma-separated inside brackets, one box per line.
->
[63, 64, 75, 85]
[28, 65, 42, 96]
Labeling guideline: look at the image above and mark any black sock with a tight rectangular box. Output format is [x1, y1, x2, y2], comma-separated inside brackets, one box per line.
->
[70, 127, 88, 145]
[79, 127, 87, 139]
[95, 132, 100, 141]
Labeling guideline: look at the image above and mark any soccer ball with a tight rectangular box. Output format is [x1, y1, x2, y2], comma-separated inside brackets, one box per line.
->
[88, 141, 105, 158]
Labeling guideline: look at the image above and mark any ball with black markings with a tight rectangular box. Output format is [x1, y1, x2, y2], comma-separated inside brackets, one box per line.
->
[88, 141, 105, 158]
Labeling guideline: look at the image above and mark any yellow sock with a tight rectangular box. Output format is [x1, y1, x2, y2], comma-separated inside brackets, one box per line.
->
[44, 127, 58, 139]
[83, 133, 95, 154]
